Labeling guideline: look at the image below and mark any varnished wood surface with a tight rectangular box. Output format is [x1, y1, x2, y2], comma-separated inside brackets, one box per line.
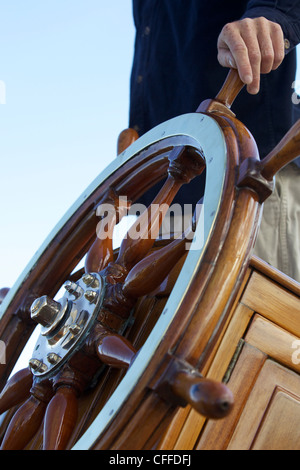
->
[117, 128, 139, 155]
[196, 344, 266, 450]
[260, 119, 300, 180]
[214, 68, 245, 109]
[227, 360, 300, 450]
[251, 391, 300, 450]
[250, 255, 300, 296]
[164, 256, 300, 450]
[44, 386, 78, 450]
[0, 368, 32, 415]
[1, 396, 47, 450]
[241, 270, 300, 337]
[245, 315, 300, 374]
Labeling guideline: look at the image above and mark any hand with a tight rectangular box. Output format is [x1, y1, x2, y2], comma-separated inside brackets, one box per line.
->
[217, 17, 285, 94]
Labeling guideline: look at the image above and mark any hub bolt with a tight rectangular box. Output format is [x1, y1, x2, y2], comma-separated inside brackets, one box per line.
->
[29, 358, 48, 373]
[63, 281, 84, 299]
[30, 296, 61, 328]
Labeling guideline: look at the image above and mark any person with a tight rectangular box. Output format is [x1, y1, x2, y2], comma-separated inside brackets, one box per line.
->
[128, 0, 300, 282]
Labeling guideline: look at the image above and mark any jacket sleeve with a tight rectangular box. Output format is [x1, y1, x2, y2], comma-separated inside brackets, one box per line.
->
[241, 0, 300, 50]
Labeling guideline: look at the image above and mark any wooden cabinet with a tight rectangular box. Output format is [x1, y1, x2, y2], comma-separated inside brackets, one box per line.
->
[158, 256, 300, 450]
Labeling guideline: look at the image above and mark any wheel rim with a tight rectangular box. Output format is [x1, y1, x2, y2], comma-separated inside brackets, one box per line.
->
[0, 110, 261, 450]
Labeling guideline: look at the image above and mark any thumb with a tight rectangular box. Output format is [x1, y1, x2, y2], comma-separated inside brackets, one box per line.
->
[218, 47, 253, 88]
[217, 48, 237, 69]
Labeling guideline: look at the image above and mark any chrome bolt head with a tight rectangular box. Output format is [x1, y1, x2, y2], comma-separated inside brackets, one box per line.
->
[82, 273, 94, 285]
[69, 323, 81, 335]
[47, 353, 61, 365]
[84, 290, 98, 303]
[29, 358, 48, 373]
[82, 273, 99, 288]
[30, 296, 61, 328]
[63, 281, 84, 299]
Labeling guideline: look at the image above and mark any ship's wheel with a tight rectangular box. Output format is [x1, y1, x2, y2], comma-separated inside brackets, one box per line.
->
[0, 70, 299, 450]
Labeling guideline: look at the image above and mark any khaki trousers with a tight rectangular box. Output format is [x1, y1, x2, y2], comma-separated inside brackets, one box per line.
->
[253, 163, 300, 283]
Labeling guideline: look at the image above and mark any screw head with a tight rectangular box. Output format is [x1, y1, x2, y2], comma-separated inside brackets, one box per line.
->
[47, 353, 61, 365]
[29, 358, 48, 373]
[84, 290, 98, 303]
[82, 273, 94, 285]
[63, 281, 84, 299]
[69, 323, 81, 335]
[82, 274, 99, 288]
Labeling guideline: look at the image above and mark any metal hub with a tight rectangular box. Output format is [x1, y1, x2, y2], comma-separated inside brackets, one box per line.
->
[29, 273, 104, 377]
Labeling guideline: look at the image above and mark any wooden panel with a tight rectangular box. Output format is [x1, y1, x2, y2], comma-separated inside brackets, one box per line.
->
[204, 303, 254, 380]
[169, 303, 254, 450]
[241, 271, 300, 337]
[250, 255, 300, 297]
[199, 275, 252, 378]
[156, 407, 191, 450]
[196, 343, 266, 449]
[172, 409, 206, 450]
[227, 359, 300, 449]
[245, 315, 300, 374]
[251, 390, 300, 450]
[157, 280, 253, 450]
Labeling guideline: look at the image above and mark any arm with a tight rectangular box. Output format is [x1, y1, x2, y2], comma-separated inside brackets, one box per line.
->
[217, 1, 300, 94]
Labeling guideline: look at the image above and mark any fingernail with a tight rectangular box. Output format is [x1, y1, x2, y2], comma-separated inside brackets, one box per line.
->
[244, 74, 252, 84]
[248, 85, 259, 95]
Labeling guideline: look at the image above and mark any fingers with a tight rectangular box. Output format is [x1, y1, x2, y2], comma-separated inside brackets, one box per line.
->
[218, 22, 254, 88]
[217, 17, 285, 94]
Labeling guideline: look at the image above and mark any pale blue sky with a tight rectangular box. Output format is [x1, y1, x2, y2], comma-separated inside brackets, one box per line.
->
[0, 1, 135, 287]
[0, 3, 299, 289]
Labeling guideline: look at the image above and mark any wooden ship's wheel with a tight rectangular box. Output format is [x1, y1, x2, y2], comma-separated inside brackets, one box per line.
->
[0, 70, 299, 450]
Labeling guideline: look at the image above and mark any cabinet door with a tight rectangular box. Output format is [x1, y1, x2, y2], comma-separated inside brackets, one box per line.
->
[197, 315, 300, 450]
[227, 358, 300, 450]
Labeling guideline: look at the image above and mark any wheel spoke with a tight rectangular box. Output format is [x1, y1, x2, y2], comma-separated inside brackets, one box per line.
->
[96, 331, 136, 369]
[117, 128, 139, 155]
[0, 367, 33, 414]
[122, 207, 201, 298]
[116, 145, 205, 272]
[171, 371, 234, 420]
[43, 386, 78, 450]
[85, 188, 131, 273]
[1, 378, 53, 450]
[1, 395, 47, 449]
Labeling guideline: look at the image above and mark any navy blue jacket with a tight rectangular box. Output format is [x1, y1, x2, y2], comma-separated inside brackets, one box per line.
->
[129, 1, 300, 206]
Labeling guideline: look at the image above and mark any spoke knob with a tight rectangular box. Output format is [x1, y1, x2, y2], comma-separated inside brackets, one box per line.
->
[30, 295, 61, 327]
